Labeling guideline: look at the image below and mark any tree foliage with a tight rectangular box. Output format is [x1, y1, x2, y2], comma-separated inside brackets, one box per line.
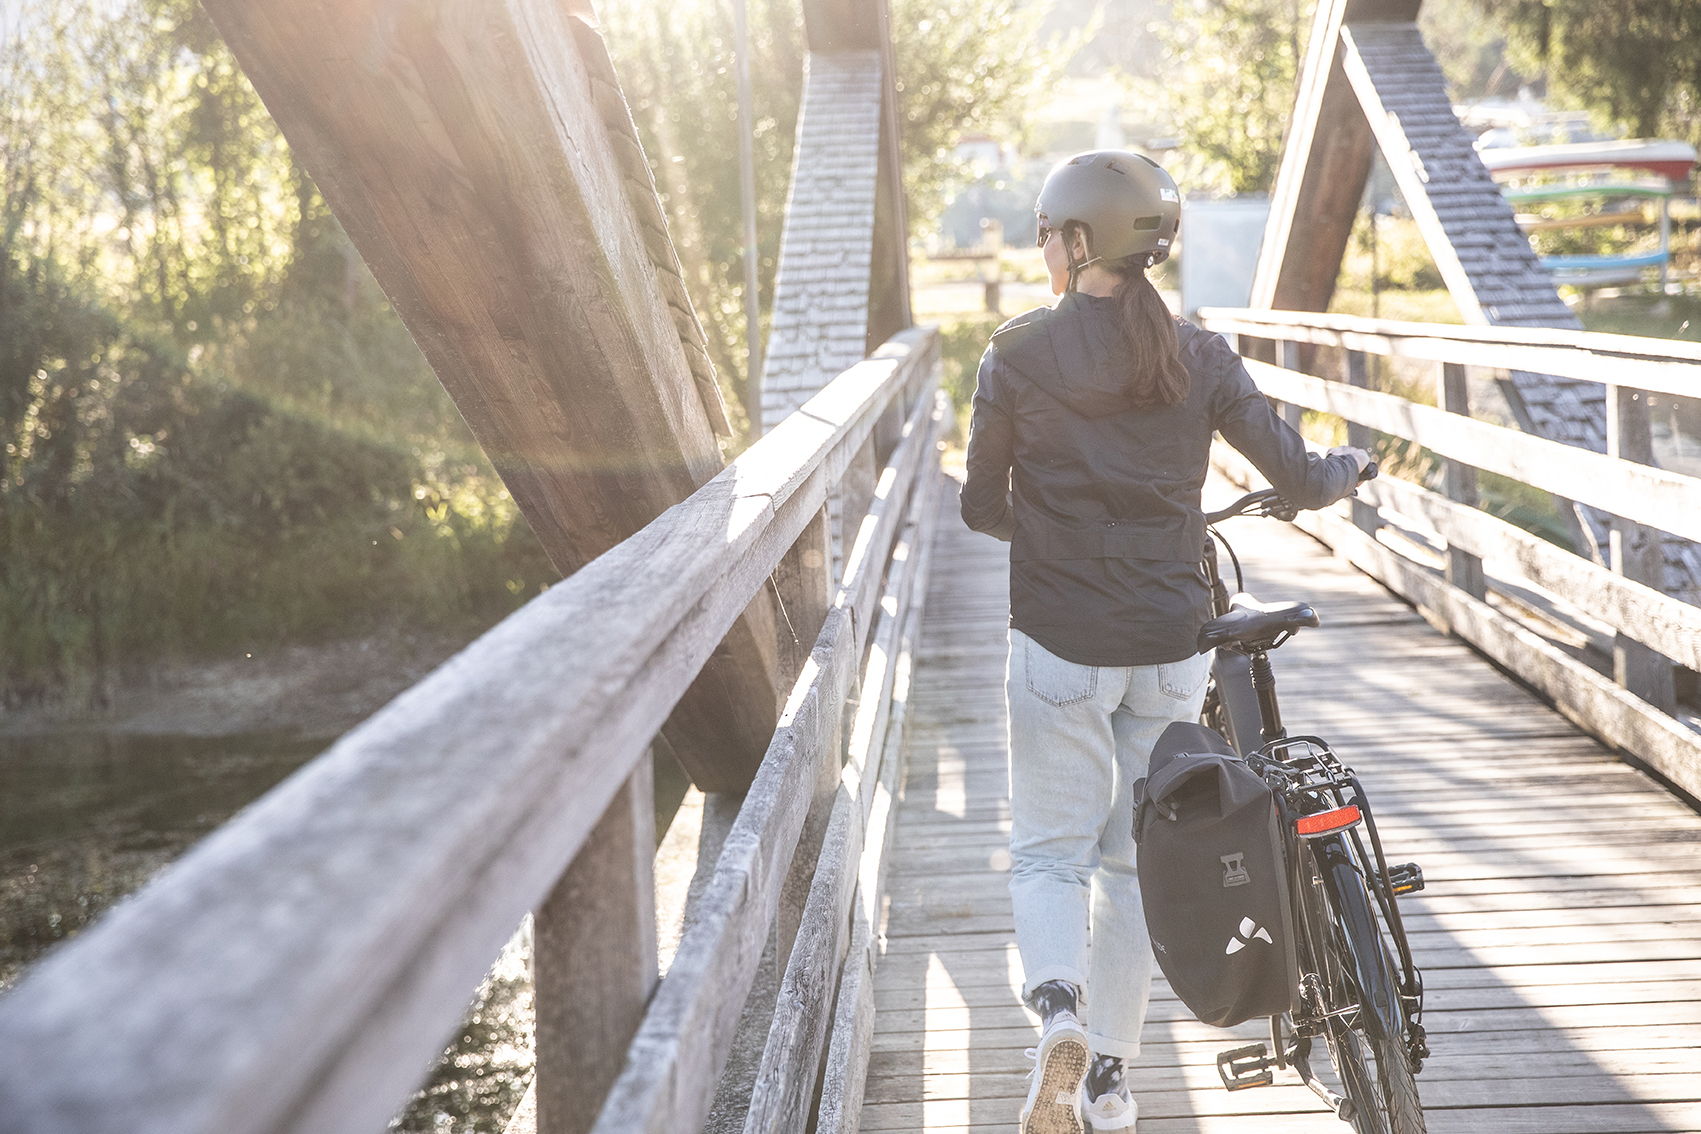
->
[1143, 0, 1309, 196]
[0, 1, 550, 704]
[1485, 1, 1701, 145]
[600, 0, 1063, 407]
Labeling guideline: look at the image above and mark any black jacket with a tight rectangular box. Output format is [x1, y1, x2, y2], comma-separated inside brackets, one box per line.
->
[960, 292, 1359, 667]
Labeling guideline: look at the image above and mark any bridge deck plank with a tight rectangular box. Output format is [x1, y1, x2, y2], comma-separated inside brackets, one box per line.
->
[861, 474, 1701, 1133]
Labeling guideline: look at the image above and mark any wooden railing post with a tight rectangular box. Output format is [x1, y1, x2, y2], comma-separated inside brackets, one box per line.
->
[772, 507, 834, 682]
[534, 759, 658, 1134]
[1605, 384, 1679, 714]
[1439, 362, 1485, 601]
[1279, 339, 1305, 432]
[1345, 349, 1379, 536]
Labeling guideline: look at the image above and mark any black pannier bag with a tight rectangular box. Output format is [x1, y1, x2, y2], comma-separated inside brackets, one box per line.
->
[1132, 721, 1297, 1028]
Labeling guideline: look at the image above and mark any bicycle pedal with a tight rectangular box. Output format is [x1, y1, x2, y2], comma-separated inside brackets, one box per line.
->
[1384, 861, 1425, 896]
[1216, 1043, 1276, 1090]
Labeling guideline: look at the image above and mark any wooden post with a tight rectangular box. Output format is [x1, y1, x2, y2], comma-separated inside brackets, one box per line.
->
[200, 0, 785, 791]
[1249, 0, 1421, 316]
[1440, 362, 1486, 600]
[1345, 350, 1379, 536]
[772, 507, 834, 682]
[1606, 385, 1679, 714]
[1279, 340, 1305, 433]
[534, 759, 658, 1134]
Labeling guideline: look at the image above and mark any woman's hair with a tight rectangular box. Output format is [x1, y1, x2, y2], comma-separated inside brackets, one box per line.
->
[1066, 221, 1190, 408]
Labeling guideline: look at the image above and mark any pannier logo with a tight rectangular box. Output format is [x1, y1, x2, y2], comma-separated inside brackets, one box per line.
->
[1220, 852, 1250, 888]
[1225, 917, 1273, 955]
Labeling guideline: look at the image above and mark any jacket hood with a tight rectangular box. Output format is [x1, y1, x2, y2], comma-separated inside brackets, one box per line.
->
[993, 292, 1142, 417]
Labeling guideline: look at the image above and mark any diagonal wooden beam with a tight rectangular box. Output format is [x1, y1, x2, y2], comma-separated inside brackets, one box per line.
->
[200, 0, 784, 789]
[1250, 0, 1423, 315]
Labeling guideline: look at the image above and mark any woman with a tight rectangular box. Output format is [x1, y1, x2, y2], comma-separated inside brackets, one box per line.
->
[959, 150, 1369, 1134]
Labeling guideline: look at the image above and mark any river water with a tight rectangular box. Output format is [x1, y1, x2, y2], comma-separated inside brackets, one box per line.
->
[0, 729, 532, 1133]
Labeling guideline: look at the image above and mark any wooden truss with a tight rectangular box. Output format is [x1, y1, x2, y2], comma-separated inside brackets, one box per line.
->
[1252, 0, 1699, 599]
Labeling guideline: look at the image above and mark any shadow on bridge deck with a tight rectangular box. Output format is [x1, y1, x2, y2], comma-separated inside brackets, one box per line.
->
[858, 472, 1701, 1133]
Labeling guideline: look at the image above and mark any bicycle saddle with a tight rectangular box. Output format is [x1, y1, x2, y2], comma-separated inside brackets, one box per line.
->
[1197, 593, 1320, 653]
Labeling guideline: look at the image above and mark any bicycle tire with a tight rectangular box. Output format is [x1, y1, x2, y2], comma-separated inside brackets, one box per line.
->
[1295, 846, 1389, 1134]
[1316, 843, 1427, 1134]
[1371, 1026, 1427, 1134]
[1324, 1017, 1389, 1134]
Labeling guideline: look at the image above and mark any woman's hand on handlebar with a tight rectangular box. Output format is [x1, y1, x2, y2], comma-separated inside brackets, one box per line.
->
[1328, 445, 1375, 479]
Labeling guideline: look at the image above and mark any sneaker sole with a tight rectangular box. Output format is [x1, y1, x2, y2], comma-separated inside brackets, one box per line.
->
[1021, 1032, 1089, 1134]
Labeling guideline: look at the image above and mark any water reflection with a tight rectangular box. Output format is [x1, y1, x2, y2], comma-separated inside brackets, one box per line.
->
[0, 730, 324, 986]
[0, 729, 532, 1133]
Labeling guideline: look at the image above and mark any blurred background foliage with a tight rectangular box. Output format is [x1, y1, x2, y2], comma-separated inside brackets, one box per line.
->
[0, 0, 1062, 709]
[0, 0, 556, 707]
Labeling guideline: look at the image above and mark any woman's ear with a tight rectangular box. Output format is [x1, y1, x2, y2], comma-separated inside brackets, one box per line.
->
[1070, 230, 1092, 261]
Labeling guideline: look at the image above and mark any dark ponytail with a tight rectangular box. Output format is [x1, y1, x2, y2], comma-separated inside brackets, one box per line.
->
[1113, 264, 1190, 408]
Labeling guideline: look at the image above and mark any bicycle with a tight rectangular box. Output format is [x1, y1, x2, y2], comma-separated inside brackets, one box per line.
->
[1189, 476, 1431, 1134]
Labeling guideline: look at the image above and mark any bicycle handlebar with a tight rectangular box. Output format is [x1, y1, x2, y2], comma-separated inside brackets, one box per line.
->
[1205, 462, 1378, 527]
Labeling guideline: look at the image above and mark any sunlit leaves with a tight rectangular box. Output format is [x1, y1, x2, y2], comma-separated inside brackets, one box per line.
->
[1140, 0, 1309, 196]
[1486, 0, 1701, 146]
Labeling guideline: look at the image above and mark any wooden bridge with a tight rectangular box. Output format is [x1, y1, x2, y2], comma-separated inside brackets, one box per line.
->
[2, 1, 1699, 1133]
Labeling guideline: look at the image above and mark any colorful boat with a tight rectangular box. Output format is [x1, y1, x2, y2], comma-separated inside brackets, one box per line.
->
[1480, 139, 1697, 288]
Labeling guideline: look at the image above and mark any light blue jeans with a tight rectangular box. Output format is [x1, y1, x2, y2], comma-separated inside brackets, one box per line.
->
[1006, 628, 1212, 1060]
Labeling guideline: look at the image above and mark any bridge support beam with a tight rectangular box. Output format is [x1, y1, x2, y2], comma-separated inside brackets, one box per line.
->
[201, 0, 787, 790]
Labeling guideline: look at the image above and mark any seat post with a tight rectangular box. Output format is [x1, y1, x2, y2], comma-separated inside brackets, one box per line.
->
[1249, 649, 1285, 744]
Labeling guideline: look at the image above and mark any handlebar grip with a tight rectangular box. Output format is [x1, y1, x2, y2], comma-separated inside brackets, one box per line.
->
[1358, 460, 1379, 483]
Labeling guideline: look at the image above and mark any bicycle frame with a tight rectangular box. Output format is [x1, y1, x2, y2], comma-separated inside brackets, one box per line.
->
[1201, 488, 1430, 1119]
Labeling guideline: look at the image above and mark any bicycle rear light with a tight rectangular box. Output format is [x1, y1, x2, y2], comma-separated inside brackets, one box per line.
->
[1296, 805, 1362, 837]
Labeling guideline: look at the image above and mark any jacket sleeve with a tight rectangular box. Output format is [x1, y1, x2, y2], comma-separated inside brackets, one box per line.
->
[1210, 339, 1358, 511]
[960, 346, 1017, 541]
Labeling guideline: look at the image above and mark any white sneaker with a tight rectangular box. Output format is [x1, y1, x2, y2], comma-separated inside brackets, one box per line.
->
[1019, 1011, 1089, 1134]
[1082, 1088, 1137, 1132]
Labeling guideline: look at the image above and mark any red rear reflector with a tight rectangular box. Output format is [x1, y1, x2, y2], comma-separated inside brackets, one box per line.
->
[1297, 805, 1362, 836]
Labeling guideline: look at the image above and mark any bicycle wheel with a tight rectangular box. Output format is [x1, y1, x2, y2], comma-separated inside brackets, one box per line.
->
[1295, 847, 1390, 1134]
[1323, 1017, 1388, 1134]
[1314, 844, 1427, 1134]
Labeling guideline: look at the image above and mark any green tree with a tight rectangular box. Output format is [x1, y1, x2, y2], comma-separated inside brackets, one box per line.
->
[1143, 0, 1310, 196]
[1487, 1, 1701, 145]
[0, 1, 550, 702]
[600, 0, 1066, 424]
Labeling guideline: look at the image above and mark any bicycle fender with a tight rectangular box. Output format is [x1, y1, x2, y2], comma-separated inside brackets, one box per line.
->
[1313, 837, 1404, 1043]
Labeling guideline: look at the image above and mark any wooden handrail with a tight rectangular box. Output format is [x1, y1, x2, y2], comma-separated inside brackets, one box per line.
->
[0, 327, 941, 1134]
[1244, 360, 1701, 544]
[1200, 306, 1701, 397]
[1198, 307, 1701, 801]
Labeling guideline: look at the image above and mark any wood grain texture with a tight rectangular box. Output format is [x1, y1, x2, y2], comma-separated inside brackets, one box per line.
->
[859, 461, 1701, 1134]
[0, 330, 934, 1134]
[1249, 0, 1422, 314]
[816, 465, 943, 1134]
[534, 762, 657, 1134]
[588, 377, 940, 1134]
[1352, 474, 1701, 670]
[748, 407, 945, 1132]
[1244, 359, 1701, 543]
[1197, 309, 1701, 398]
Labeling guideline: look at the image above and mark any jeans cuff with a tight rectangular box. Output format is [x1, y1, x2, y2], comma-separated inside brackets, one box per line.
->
[1086, 1032, 1141, 1061]
[1021, 965, 1088, 1007]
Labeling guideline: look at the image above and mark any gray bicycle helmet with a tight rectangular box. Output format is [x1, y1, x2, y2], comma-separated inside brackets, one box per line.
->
[1035, 150, 1181, 275]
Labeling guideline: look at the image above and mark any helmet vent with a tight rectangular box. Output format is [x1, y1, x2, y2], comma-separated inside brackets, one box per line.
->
[1134, 215, 1162, 230]
[1105, 158, 1129, 175]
